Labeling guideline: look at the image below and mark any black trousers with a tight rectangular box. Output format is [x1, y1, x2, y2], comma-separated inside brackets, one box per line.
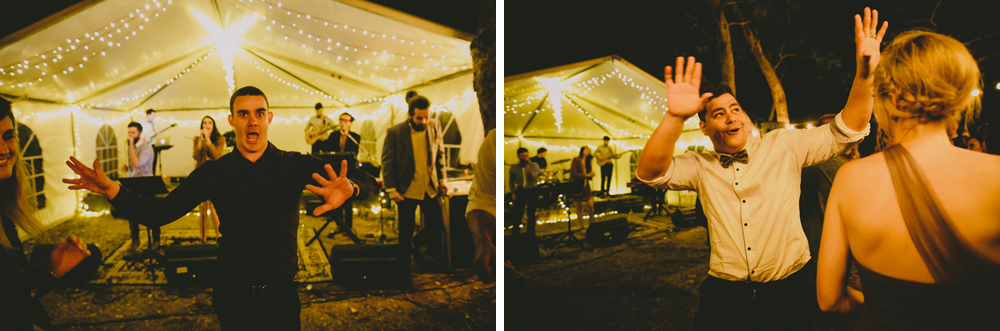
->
[129, 220, 160, 244]
[397, 193, 445, 261]
[509, 188, 536, 236]
[600, 163, 613, 194]
[693, 268, 813, 331]
[213, 281, 300, 330]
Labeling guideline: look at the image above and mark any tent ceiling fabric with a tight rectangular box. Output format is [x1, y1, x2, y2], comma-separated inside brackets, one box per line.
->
[0, 0, 473, 111]
[504, 56, 700, 141]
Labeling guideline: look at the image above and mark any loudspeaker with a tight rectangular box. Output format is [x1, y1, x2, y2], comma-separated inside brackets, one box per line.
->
[329, 244, 408, 283]
[29, 243, 103, 286]
[161, 244, 219, 285]
[585, 217, 631, 246]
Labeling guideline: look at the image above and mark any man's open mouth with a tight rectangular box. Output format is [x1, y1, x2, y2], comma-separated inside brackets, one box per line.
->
[726, 127, 741, 135]
[247, 132, 259, 143]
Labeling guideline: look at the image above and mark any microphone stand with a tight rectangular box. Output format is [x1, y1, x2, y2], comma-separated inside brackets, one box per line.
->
[151, 123, 177, 176]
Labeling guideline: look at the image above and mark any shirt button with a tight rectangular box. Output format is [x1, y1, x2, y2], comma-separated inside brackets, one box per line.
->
[744, 223, 748, 226]
[747, 247, 751, 251]
[735, 182, 739, 186]
[742, 200, 746, 203]
[751, 270, 755, 274]
[736, 168, 740, 171]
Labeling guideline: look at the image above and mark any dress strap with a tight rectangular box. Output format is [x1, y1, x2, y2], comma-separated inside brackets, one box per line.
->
[883, 144, 989, 283]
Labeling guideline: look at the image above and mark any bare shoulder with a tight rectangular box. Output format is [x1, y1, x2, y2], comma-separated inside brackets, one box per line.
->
[958, 149, 1000, 192]
[833, 152, 888, 189]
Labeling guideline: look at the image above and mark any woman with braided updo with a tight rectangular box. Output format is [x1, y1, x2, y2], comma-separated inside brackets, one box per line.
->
[817, 30, 1000, 329]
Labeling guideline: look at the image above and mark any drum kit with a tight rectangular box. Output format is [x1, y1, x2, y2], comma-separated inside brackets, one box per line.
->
[535, 158, 574, 186]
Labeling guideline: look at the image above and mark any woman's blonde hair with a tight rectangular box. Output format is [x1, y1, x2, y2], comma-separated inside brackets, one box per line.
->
[873, 29, 982, 149]
[0, 98, 42, 251]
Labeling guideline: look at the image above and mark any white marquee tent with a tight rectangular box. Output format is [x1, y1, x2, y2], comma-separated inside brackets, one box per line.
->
[1, 0, 486, 227]
[503, 55, 709, 196]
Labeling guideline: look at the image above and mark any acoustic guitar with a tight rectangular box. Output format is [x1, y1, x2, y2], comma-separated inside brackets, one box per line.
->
[305, 126, 336, 145]
[596, 150, 632, 166]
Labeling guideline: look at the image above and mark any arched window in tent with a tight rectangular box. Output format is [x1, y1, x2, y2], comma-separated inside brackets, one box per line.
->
[433, 109, 462, 169]
[358, 119, 377, 163]
[96, 124, 119, 181]
[16, 123, 45, 209]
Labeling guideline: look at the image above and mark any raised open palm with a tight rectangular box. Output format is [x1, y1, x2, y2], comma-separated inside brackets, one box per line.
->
[305, 160, 355, 216]
[63, 156, 116, 196]
[855, 7, 888, 80]
[665, 56, 714, 119]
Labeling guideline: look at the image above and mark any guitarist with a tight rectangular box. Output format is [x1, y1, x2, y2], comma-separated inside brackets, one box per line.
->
[593, 136, 618, 196]
[304, 102, 336, 154]
[140, 109, 157, 146]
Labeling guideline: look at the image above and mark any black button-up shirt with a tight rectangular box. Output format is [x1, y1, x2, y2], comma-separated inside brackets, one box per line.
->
[110, 143, 376, 284]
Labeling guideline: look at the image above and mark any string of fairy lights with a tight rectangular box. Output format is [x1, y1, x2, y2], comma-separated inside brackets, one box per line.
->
[233, 0, 465, 55]
[506, 64, 711, 145]
[237, 52, 345, 104]
[221, 0, 470, 91]
[84, 47, 215, 109]
[0, 0, 172, 90]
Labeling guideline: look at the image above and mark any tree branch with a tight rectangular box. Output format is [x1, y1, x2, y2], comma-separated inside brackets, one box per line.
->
[929, 0, 942, 27]
[965, 32, 1000, 46]
[728, 21, 750, 28]
[773, 53, 798, 71]
[722, 0, 756, 10]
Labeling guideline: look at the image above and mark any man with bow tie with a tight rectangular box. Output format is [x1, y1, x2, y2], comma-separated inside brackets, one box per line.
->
[636, 13, 881, 327]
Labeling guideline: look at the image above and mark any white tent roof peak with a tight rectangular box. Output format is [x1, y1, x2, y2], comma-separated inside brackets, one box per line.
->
[1, 0, 474, 111]
[505, 55, 699, 142]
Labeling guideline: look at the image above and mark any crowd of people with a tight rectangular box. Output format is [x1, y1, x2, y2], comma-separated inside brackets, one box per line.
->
[1, 85, 498, 330]
[502, 6, 1000, 330]
[632, 7, 999, 330]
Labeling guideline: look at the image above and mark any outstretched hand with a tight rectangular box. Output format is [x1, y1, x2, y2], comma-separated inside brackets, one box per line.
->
[855, 7, 888, 80]
[664, 56, 714, 120]
[48, 234, 91, 278]
[63, 156, 118, 198]
[306, 160, 355, 216]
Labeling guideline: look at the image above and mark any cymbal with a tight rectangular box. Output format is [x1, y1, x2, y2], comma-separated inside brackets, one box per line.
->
[550, 158, 573, 164]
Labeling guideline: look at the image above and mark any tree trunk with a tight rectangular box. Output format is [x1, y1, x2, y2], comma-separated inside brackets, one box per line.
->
[471, 0, 496, 134]
[710, 0, 736, 94]
[731, 5, 789, 124]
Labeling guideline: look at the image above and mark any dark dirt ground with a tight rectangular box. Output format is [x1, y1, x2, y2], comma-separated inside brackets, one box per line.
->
[504, 209, 710, 331]
[21, 193, 496, 331]
[504, 204, 858, 331]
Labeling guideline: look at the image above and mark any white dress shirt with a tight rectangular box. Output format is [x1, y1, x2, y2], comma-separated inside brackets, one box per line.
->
[467, 129, 496, 217]
[639, 113, 869, 282]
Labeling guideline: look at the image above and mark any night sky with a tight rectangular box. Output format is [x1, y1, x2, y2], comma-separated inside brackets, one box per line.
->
[506, 0, 1000, 125]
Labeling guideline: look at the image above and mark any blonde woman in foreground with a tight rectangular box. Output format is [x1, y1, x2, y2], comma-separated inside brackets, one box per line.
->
[817, 30, 1000, 329]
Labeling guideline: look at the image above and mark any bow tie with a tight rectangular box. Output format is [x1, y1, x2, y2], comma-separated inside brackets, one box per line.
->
[718, 149, 749, 169]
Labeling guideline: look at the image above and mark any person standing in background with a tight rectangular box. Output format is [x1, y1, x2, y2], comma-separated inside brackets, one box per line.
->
[193, 115, 225, 242]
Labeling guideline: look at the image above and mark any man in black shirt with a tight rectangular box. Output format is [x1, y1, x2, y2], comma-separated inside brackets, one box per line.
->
[63, 86, 377, 330]
[530, 147, 548, 170]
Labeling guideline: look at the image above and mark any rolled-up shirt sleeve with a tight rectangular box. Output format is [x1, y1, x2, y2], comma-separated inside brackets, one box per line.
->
[636, 152, 700, 191]
[787, 112, 870, 168]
